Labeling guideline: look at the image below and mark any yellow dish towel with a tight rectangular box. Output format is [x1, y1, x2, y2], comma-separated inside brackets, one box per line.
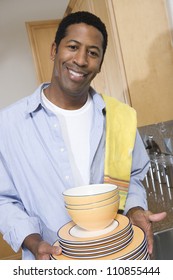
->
[101, 94, 137, 210]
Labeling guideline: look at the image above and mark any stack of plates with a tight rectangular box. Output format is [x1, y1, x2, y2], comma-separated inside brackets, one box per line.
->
[51, 214, 149, 260]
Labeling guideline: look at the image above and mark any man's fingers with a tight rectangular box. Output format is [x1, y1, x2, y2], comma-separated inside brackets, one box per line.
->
[51, 245, 62, 255]
[149, 212, 167, 223]
[37, 241, 62, 259]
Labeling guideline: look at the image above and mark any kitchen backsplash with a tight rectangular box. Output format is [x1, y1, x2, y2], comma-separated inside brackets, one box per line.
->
[138, 120, 173, 155]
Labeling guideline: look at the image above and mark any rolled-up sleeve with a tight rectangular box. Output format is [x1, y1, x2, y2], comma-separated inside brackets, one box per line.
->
[123, 130, 150, 214]
[0, 151, 42, 252]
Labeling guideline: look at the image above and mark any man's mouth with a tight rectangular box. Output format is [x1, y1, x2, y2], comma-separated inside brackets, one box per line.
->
[67, 68, 88, 81]
[69, 69, 85, 77]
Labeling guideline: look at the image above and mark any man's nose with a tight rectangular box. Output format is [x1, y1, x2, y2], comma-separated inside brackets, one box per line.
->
[72, 49, 88, 67]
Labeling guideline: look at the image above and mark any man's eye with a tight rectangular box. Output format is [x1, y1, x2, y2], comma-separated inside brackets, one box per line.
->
[68, 45, 77, 50]
[88, 51, 99, 57]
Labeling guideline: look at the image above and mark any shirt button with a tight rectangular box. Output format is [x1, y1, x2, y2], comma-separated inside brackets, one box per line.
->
[60, 148, 65, 152]
[65, 175, 69, 180]
[53, 123, 58, 128]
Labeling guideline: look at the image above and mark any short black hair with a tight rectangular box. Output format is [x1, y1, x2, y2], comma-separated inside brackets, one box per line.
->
[54, 11, 108, 59]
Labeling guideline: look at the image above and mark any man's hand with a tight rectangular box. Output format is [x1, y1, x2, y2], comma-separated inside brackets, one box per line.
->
[22, 233, 62, 260]
[126, 207, 167, 255]
[34, 240, 62, 260]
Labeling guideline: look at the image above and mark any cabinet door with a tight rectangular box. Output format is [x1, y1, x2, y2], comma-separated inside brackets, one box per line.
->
[66, 0, 91, 13]
[26, 20, 60, 84]
[111, 0, 173, 126]
[0, 233, 21, 260]
[89, 0, 129, 102]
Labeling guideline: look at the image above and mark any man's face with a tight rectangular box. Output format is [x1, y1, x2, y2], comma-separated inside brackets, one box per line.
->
[52, 23, 104, 98]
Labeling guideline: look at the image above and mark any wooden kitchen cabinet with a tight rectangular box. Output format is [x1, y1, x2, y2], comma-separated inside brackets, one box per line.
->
[65, 0, 173, 127]
[0, 233, 21, 260]
[26, 20, 60, 84]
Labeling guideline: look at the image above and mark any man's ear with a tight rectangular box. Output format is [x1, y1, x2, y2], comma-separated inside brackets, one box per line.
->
[50, 42, 57, 61]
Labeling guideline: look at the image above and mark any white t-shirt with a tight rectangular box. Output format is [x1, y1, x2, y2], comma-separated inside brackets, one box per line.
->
[42, 91, 93, 187]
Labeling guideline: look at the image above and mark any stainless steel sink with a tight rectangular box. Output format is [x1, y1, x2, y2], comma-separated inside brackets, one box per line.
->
[153, 228, 173, 259]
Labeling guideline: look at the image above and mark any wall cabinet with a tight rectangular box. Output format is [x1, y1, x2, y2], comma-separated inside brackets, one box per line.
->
[65, 0, 173, 127]
[0, 234, 21, 260]
[26, 20, 60, 84]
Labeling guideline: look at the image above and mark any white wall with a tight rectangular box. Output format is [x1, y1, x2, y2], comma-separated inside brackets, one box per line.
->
[0, 0, 69, 109]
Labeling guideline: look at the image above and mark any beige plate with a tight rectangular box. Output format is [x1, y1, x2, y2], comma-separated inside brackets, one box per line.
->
[59, 227, 133, 251]
[138, 249, 149, 260]
[112, 226, 146, 260]
[52, 225, 145, 260]
[127, 243, 147, 260]
[61, 236, 133, 259]
[57, 214, 130, 244]
[120, 238, 147, 260]
[69, 219, 119, 238]
[60, 230, 134, 257]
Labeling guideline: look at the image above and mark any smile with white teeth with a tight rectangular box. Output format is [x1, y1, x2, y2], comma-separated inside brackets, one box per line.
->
[69, 69, 85, 77]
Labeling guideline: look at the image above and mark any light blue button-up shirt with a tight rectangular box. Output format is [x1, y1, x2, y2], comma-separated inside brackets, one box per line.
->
[0, 84, 149, 259]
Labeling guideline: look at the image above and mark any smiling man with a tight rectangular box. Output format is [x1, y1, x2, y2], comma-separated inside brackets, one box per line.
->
[45, 20, 104, 108]
[0, 11, 166, 260]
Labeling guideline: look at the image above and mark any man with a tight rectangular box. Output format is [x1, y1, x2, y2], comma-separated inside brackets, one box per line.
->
[0, 11, 166, 260]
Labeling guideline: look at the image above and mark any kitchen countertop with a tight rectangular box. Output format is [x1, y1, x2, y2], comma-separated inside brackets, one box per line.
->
[142, 175, 173, 233]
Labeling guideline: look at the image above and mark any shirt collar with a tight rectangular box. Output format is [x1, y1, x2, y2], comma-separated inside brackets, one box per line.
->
[89, 87, 106, 113]
[26, 83, 50, 114]
[26, 83, 106, 114]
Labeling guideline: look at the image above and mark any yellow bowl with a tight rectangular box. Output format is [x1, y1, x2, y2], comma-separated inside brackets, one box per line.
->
[66, 199, 120, 231]
[63, 184, 118, 205]
[66, 194, 120, 210]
